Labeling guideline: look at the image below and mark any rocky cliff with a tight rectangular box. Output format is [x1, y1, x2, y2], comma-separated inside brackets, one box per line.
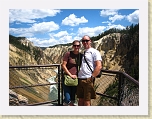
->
[9, 29, 139, 105]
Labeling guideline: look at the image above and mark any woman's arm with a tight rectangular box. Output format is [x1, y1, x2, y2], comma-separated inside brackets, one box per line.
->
[61, 60, 72, 77]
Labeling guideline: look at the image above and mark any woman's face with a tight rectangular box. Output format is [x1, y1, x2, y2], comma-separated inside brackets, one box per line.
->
[73, 42, 80, 51]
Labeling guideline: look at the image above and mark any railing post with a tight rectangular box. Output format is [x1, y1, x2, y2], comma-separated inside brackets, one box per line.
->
[61, 68, 64, 106]
[117, 72, 124, 106]
[58, 65, 61, 105]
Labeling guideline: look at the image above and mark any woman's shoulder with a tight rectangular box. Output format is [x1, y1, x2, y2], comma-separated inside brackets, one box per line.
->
[65, 51, 71, 55]
[79, 52, 83, 56]
[63, 51, 71, 58]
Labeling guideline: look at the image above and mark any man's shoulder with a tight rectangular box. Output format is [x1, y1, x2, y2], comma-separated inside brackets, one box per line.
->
[90, 48, 99, 53]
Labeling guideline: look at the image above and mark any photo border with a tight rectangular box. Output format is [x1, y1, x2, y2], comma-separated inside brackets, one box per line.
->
[0, 0, 150, 117]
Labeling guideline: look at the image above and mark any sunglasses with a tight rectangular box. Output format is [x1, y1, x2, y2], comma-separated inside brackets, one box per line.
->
[82, 39, 90, 43]
[73, 45, 80, 47]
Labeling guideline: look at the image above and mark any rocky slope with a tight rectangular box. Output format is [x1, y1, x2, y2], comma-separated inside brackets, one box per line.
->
[9, 31, 139, 105]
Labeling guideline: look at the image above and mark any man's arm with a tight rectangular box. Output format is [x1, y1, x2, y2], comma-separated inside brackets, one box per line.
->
[91, 60, 102, 77]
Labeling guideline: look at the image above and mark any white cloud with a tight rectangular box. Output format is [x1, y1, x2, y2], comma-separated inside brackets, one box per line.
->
[9, 9, 61, 23]
[9, 21, 59, 37]
[126, 10, 139, 24]
[58, 35, 73, 44]
[109, 14, 125, 23]
[28, 34, 74, 47]
[78, 26, 106, 37]
[28, 37, 59, 47]
[26, 23, 125, 47]
[100, 9, 119, 17]
[73, 36, 82, 41]
[30, 21, 59, 33]
[34, 23, 125, 47]
[53, 31, 68, 38]
[102, 21, 110, 24]
[107, 24, 125, 30]
[18, 33, 34, 38]
[9, 28, 30, 35]
[62, 14, 88, 26]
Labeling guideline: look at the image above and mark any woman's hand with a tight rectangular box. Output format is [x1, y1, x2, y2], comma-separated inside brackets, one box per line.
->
[70, 75, 77, 79]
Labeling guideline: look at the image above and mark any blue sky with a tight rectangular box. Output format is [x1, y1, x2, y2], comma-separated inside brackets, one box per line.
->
[9, 9, 139, 47]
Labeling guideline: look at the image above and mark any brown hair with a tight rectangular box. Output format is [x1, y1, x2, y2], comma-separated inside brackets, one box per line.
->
[72, 40, 81, 45]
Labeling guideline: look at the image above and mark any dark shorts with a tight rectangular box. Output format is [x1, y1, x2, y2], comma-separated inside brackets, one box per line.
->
[76, 77, 96, 101]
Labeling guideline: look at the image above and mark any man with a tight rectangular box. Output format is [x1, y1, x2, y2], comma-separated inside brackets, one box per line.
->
[77, 35, 102, 106]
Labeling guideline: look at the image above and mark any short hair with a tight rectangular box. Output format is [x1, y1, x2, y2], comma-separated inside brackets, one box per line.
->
[81, 35, 91, 41]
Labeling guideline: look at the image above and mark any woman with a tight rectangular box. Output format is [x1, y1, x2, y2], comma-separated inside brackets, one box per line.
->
[61, 40, 83, 106]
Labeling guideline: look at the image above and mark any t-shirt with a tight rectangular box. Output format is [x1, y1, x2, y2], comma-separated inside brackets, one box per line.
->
[78, 48, 102, 78]
[63, 51, 83, 75]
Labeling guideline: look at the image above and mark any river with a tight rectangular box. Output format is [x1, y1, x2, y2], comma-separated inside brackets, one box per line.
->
[47, 69, 61, 101]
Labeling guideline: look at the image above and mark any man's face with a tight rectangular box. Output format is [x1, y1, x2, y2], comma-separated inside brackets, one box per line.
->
[81, 36, 91, 49]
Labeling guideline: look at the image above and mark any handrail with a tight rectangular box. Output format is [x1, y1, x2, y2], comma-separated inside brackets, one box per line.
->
[9, 83, 58, 89]
[101, 69, 139, 86]
[9, 64, 139, 106]
[9, 64, 60, 68]
[121, 71, 139, 85]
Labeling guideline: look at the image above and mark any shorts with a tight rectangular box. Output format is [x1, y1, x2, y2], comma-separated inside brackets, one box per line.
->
[76, 77, 96, 101]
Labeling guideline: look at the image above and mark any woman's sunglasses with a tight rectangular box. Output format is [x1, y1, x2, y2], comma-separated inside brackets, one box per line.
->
[73, 45, 80, 47]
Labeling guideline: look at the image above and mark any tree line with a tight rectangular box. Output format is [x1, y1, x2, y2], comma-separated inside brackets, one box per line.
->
[91, 23, 139, 41]
[9, 35, 31, 53]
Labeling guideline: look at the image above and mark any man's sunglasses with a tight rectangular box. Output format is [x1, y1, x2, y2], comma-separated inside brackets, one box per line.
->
[73, 45, 80, 47]
[82, 40, 90, 43]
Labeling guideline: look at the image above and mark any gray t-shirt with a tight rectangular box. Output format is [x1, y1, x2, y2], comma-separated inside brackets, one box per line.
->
[78, 48, 102, 79]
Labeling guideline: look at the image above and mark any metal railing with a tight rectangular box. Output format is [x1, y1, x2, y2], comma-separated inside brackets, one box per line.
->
[93, 69, 139, 106]
[9, 64, 139, 106]
[9, 64, 62, 106]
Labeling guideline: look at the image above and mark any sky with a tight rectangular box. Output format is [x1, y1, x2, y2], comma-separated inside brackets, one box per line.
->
[9, 9, 139, 47]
